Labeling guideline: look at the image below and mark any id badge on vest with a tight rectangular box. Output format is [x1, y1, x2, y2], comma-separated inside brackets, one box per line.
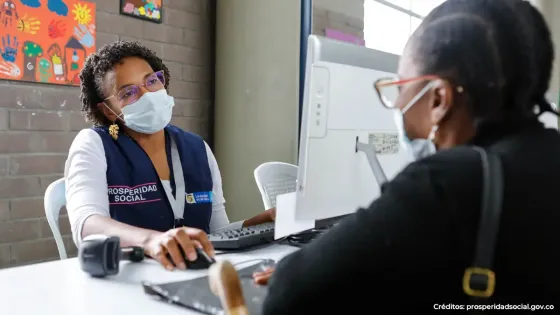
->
[186, 191, 213, 204]
[165, 138, 213, 227]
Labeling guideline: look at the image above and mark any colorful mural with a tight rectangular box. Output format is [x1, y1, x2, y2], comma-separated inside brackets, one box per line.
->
[120, 0, 162, 24]
[0, 0, 96, 85]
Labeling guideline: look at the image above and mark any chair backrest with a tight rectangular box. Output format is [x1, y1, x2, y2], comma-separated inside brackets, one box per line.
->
[44, 178, 68, 259]
[253, 162, 298, 210]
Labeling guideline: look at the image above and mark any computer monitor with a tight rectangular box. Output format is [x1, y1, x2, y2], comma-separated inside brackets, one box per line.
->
[295, 35, 410, 221]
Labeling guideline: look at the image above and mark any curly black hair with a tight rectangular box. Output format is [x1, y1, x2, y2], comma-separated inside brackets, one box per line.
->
[79, 41, 170, 126]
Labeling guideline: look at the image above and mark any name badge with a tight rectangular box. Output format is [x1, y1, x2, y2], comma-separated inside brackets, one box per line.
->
[186, 191, 213, 204]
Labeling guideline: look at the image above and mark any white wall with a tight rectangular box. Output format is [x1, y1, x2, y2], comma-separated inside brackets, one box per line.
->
[314, 0, 364, 20]
[214, 0, 300, 221]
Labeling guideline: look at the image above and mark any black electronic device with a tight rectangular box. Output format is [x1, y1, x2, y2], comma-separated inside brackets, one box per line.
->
[208, 222, 275, 250]
[166, 247, 216, 270]
[79, 235, 144, 277]
[208, 216, 348, 250]
[143, 259, 276, 314]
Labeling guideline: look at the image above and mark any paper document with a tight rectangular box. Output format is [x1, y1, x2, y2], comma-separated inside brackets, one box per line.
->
[274, 192, 315, 240]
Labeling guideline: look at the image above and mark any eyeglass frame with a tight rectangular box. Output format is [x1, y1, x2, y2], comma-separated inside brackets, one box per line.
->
[374, 74, 464, 110]
[102, 70, 166, 107]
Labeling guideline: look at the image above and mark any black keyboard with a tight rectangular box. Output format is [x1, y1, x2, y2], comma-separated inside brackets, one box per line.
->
[209, 222, 275, 250]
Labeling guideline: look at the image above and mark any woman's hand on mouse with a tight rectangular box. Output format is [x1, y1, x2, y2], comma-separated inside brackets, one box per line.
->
[142, 227, 215, 270]
[253, 267, 275, 285]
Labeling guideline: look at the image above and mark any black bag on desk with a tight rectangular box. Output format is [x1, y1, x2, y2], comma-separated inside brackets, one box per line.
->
[142, 262, 270, 315]
[462, 147, 503, 312]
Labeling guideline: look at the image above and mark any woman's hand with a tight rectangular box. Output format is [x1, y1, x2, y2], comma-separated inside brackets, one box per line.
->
[253, 267, 275, 285]
[142, 227, 215, 270]
[267, 207, 276, 221]
[242, 207, 276, 227]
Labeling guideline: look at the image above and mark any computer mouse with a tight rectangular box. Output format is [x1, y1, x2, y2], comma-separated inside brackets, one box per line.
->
[257, 259, 276, 272]
[166, 247, 216, 270]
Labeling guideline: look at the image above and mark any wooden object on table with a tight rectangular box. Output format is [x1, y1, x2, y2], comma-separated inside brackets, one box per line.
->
[208, 260, 250, 315]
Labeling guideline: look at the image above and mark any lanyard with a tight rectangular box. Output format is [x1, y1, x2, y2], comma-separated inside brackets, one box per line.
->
[162, 138, 186, 219]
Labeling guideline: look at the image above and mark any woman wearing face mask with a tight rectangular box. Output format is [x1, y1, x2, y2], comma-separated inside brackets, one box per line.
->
[256, 0, 560, 313]
[65, 41, 275, 270]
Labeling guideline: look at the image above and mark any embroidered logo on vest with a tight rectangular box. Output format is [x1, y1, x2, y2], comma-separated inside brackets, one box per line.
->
[186, 191, 213, 204]
[186, 194, 195, 204]
[108, 182, 160, 204]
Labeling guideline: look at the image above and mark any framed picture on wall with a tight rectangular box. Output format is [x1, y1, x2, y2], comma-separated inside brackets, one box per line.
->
[0, 0, 97, 86]
[120, 0, 163, 23]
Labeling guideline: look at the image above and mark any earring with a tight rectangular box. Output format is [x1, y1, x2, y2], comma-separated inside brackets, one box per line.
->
[428, 125, 439, 141]
[108, 122, 119, 140]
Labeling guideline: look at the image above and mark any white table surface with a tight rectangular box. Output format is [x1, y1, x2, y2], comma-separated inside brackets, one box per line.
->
[0, 244, 298, 315]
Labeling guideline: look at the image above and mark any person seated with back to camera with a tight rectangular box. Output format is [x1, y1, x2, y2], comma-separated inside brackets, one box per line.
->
[253, 0, 560, 313]
[65, 41, 275, 270]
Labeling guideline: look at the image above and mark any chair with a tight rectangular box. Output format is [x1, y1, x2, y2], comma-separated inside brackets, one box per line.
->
[253, 162, 298, 210]
[44, 178, 68, 259]
[209, 260, 249, 315]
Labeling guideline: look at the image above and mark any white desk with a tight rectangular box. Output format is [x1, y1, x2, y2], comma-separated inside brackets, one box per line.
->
[0, 244, 297, 315]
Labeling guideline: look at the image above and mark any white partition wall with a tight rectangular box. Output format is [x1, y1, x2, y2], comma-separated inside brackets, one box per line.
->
[214, 0, 301, 220]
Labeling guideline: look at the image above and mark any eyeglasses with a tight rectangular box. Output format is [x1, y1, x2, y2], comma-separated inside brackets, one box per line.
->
[374, 75, 441, 110]
[104, 70, 166, 107]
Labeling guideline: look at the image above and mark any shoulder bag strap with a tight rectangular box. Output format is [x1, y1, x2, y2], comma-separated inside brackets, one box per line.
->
[463, 147, 504, 310]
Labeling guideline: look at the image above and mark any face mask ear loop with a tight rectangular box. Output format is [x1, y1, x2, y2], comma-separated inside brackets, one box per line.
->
[103, 101, 125, 124]
[401, 80, 437, 115]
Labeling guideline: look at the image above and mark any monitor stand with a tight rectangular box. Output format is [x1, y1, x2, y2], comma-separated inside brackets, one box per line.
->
[355, 137, 388, 186]
[283, 138, 390, 247]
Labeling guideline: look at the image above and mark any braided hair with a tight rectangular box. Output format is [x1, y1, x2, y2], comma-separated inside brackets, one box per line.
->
[79, 41, 170, 126]
[408, 0, 536, 121]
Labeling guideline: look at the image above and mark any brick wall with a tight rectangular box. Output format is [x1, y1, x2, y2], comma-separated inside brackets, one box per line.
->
[0, 0, 214, 268]
[312, 0, 364, 39]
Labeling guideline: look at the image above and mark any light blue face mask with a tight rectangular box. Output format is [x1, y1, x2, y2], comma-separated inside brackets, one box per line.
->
[392, 81, 438, 161]
[118, 90, 175, 134]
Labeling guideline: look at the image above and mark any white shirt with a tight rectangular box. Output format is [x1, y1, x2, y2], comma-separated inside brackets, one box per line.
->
[64, 129, 242, 246]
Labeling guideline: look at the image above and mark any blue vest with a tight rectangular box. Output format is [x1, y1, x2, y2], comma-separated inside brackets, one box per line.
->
[93, 125, 213, 233]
